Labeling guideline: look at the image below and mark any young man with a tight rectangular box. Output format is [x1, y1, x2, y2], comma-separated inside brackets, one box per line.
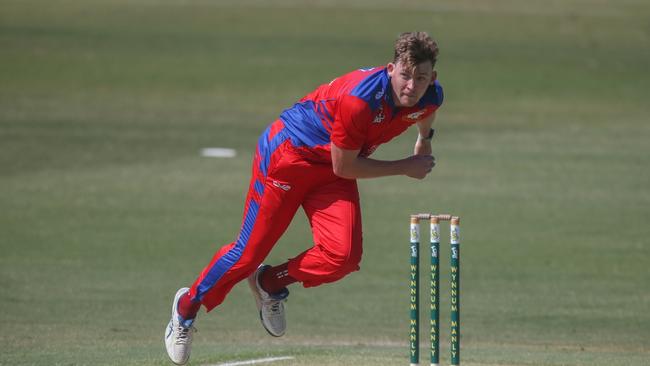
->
[165, 31, 443, 365]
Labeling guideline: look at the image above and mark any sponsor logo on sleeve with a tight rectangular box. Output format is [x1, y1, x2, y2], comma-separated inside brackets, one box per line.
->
[361, 144, 378, 157]
[405, 109, 427, 121]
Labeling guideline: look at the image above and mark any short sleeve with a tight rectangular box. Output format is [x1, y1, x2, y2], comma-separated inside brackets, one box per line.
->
[330, 95, 371, 150]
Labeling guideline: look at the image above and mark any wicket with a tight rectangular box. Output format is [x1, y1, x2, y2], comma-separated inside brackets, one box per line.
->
[409, 214, 461, 366]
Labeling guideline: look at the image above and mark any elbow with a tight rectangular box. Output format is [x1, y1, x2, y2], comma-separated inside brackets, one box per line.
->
[332, 161, 355, 179]
[330, 144, 360, 179]
[332, 164, 349, 179]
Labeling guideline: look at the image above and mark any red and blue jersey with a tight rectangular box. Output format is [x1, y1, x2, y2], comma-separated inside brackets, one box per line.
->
[278, 66, 444, 161]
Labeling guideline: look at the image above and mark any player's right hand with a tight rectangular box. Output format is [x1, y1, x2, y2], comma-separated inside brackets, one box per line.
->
[403, 154, 435, 180]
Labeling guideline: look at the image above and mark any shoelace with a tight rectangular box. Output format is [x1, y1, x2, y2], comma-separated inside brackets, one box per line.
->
[175, 325, 196, 345]
[270, 301, 282, 314]
[266, 298, 287, 315]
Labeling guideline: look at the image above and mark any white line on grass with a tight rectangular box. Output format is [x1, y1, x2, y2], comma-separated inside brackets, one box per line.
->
[201, 148, 237, 158]
[207, 356, 295, 366]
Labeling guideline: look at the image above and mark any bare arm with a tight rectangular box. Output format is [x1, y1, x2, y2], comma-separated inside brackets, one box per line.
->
[331, 143, 435, 180]
[414, 111, 436, 156]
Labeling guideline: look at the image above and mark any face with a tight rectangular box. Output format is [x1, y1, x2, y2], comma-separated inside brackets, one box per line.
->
[387, 60, 436, 107]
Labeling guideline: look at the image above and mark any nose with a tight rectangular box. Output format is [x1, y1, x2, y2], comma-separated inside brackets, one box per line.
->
[404, 79, 415, 91]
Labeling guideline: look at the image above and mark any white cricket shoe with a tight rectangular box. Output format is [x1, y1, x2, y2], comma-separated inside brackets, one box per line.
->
[164, 287, 196, 365]
[247, 265, 289, 337]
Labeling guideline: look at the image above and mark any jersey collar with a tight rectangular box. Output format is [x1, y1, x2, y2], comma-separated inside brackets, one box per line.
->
[382, 69, 399, 112]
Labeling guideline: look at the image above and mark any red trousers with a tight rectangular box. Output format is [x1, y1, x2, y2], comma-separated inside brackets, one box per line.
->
[189, 120, 363, 311]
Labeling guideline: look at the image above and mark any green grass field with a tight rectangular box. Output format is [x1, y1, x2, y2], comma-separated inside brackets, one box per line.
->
[1, 0, 649, 365]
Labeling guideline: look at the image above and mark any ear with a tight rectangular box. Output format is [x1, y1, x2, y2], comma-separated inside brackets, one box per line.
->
[430, 70, 438, 85]
[386, 62, 396, 76]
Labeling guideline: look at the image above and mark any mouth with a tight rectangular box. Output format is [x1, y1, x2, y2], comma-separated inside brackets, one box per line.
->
[402, 94, 417, 103]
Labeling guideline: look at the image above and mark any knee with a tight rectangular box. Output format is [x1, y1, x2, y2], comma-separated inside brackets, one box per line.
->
[289, 237, 363, 287]
[319, 240, 363, 278]
[229, 250, 266, 278]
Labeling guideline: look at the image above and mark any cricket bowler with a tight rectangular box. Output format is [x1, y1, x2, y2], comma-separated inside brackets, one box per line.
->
[165, 31, 444, 365]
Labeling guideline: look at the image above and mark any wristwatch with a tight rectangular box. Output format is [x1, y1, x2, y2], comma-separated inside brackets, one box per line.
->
[423, 128, 435, 140]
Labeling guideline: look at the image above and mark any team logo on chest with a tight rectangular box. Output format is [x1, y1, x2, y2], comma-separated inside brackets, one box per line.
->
[405, 109, 427, 121]
[373, 105, 385, 124]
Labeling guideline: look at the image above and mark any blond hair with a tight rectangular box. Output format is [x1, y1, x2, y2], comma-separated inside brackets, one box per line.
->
[393, 32, 439, 68]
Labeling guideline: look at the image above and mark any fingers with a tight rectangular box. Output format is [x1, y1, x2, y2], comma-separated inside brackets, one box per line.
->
[420, 155, 435, 171]
[423, 155, 435, 175]
[407, 154, 436, 179]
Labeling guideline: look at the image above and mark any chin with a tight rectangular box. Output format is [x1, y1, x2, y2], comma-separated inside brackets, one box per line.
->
[401, 98, 418, 107]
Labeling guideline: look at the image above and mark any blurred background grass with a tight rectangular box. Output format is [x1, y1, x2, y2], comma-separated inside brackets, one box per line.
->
[1, 0, 649, 365]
